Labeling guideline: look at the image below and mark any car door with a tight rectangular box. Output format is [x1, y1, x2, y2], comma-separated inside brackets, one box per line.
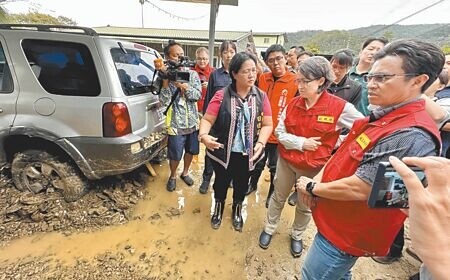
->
[0, 36, 18, 143]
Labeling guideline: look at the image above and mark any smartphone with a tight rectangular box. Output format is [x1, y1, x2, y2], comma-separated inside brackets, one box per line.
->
[368, 161, 426, 209]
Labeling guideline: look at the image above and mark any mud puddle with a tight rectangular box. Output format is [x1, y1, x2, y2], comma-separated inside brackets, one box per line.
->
[0, 151, 421, 279]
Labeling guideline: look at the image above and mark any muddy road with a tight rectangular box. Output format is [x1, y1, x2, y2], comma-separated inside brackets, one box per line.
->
[0, 152, 421, 279]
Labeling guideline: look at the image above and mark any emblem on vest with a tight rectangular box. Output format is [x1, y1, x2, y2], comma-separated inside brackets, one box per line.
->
[356, 132, 371, 149]
[317, 115, 334, 124]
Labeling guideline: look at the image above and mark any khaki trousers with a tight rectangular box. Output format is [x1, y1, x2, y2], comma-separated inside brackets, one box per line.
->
[264, 156, 319, 240]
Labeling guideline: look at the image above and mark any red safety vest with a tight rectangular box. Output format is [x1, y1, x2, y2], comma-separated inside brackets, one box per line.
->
[278, 91, 346, 171]
[313, 99, 441, 257]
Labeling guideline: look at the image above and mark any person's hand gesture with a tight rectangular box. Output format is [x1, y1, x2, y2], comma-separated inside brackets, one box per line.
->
[296, 176, 316, 208]
[302, 137, 321, 151]
[201, 135, 223, 151]
[250, 142, 265, 161]
[389, 155, 450, 279]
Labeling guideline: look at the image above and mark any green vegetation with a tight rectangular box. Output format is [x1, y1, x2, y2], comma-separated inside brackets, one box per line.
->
[5, 11, 77, 25]
[287, 24, 450, 54]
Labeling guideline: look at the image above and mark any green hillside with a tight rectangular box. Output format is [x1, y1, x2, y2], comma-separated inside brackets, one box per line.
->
[286, 24, 450, 54]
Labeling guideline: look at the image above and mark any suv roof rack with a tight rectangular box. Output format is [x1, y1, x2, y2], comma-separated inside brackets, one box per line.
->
[0, 24, 97, 36]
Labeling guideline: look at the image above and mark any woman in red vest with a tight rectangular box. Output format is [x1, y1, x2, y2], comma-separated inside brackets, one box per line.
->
[193, 47, 214, 114]
[258, 56, 363, 257]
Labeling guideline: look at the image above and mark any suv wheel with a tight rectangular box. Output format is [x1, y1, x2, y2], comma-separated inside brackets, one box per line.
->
[11, 150, 88, 202]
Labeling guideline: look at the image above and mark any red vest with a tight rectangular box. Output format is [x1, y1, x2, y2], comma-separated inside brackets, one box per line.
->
[313, 100, 441, 257]
[278, 91, 346, 171]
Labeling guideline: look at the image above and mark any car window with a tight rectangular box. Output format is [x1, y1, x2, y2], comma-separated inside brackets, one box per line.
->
[0, 43, 14, 93]
[111, 48, 157, 96]
[21, 39, 101, 97]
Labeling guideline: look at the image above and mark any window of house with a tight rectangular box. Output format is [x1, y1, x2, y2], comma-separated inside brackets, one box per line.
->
[21, 39, 101, 97]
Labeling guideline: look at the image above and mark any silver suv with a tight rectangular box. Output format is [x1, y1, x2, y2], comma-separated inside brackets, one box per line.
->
[0, 24, 167, 202]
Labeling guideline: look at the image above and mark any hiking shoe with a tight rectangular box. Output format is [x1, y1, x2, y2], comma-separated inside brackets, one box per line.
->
[371, 255, 401, 264]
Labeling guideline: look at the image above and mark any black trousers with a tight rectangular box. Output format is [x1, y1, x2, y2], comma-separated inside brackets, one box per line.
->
[202, 153, 214, 183]
[211, 152, 250, 203]
[250, 143, 278, 187]
[389, 225, 404, 257]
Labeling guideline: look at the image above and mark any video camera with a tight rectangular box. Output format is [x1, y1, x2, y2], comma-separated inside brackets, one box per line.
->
[160, 56, 196, 83]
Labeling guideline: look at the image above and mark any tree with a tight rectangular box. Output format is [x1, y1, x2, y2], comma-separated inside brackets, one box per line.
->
[0, 0, 29, 22]
[442, 45, 450, 55]
[7, 11, 77, 25]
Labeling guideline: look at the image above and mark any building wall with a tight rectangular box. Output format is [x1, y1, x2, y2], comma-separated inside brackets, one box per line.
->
[253, 35, 285, 49]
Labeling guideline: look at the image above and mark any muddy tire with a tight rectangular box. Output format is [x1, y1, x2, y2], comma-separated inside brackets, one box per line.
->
[11, 149, 88, 202]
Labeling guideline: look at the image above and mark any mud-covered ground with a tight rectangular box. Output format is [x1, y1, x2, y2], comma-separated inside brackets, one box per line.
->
[0, 154, 421, 280]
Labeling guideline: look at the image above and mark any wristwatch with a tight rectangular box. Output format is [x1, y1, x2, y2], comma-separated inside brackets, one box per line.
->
[306, 181, 318, 198]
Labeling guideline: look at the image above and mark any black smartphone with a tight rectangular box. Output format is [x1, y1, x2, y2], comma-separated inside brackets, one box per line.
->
[367, 161, 426, 209]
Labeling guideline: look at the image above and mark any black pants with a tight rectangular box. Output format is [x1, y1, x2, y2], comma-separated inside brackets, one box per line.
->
[389, 225, 404, 257]
[211, 152, 250, 203]
[202, 152, 214, 183]
[250, 143, 278, 187]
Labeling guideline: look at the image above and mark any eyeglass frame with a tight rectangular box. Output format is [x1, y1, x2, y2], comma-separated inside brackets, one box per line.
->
[266, 55, 285, 65]
[196, 57, 209, 61]
[363, 73, 418, 83]
[296, 77, 318, 86]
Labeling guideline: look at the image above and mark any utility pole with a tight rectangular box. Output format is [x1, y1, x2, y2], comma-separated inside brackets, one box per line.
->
[208, 0, 218, 64]
[139, 0, 145, 28]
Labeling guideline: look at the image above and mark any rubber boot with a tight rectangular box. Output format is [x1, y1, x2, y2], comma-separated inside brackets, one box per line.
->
[265, 172, 275, 208]
[211, 200, 225, 229]
[232, 202, 243, 232]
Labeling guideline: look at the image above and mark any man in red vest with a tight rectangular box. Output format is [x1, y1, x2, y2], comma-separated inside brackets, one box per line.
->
[296, 39, 444, 279]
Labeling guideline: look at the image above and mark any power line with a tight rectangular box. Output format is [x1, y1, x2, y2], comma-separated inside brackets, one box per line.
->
[368, 0, 412, 26]
[143, 0, 206, 21]
[367, 0, 446, 36]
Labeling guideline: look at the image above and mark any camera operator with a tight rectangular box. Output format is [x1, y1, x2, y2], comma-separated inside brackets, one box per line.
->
[155, 40, 202, 192]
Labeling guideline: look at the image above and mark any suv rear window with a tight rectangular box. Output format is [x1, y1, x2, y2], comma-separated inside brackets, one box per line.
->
[22, 39, 101, 96]
[0, 43, 13, 93]
[111, 48, 157, 96]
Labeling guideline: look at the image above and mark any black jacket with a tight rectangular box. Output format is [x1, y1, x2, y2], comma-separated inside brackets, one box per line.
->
[328, 74, 362, 109]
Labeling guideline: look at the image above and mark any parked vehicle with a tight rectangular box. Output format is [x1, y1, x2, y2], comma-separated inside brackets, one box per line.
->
[0, 24, 167, 202]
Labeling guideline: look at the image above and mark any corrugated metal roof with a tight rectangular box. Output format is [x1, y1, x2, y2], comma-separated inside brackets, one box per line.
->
[93, 26, 251, 42]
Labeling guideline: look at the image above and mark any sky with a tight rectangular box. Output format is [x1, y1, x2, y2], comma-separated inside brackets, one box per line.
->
[3, 0, 450, 33]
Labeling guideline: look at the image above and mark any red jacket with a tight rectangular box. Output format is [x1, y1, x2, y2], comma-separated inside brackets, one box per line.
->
[258, 71, 298, 143]
[194, 64, 214, 113]
[278, 92, 346, 171]
[313, 100, 441, 257]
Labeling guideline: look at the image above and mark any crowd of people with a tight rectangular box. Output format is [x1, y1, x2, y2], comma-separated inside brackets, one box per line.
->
[154, 37, 450, 280]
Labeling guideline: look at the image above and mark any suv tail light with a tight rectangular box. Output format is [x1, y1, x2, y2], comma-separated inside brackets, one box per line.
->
[103, 102, 132, 137]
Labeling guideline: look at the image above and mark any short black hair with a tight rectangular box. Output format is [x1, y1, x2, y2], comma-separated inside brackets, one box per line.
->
[220, 40, 237, 54]
[330, 49, 354, 67]
[374, 39, 445, 92]
[229, 52, 257, 86]
[265, 44, 286, 61]
[361, 37, 389, 50]
[163, 39, 182, 57]
[290, 45, 305, 51]
[298, 50, 314, 58]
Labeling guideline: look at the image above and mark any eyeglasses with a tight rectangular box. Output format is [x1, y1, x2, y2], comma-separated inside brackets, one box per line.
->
[296, 78, 317, 85]
[196, 57, 208, 61]
[266, 55, 284, 65]
[363, 73, 418, 83]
